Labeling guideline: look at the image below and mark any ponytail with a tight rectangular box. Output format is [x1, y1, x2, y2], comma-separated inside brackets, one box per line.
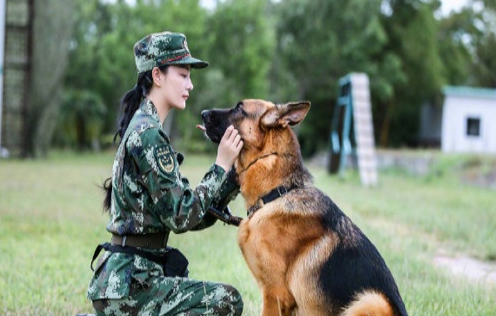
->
[114, 65, 169, 142]
[115, 72, 152, 143]
[102, 177, 112, 212]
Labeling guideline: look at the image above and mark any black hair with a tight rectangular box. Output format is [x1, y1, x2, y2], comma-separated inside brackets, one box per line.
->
[102, 65, 169, 212]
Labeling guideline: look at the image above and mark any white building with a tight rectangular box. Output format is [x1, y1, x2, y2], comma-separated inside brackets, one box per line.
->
[441, 86, 496, 154]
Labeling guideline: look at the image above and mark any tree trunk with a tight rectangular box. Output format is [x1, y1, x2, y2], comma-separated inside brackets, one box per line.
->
[380, 100, 394, 147]
[21, 0, 74, 157]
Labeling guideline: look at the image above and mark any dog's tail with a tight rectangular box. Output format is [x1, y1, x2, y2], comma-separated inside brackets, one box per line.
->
[341, 290, 399, 316]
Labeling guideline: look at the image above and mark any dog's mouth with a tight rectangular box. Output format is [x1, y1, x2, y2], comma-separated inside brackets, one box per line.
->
[198, 109, 232, 143]
[196, 124, 206, 132]
[196, 122, 221, 143]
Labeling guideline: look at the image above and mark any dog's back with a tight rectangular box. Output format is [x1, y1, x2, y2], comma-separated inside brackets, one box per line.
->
[317, 189, 407, 315]
[277, 185, 407, 316]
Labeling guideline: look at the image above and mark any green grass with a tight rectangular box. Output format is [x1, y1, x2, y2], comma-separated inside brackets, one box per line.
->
[0, 151, 495, 315]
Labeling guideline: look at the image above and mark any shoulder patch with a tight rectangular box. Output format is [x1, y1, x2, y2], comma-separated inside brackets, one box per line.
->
[154, 144, 176, 174]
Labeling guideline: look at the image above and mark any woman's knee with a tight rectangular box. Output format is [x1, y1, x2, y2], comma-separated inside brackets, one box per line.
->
[220, 284, 244, 316]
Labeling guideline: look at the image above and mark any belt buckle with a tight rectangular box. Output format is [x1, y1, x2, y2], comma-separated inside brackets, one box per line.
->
[277, 186, 288, 197]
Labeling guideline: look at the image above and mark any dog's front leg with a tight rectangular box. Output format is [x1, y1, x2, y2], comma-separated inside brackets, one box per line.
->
[260, 287, 295, 316]
[239, 212, 298, 315]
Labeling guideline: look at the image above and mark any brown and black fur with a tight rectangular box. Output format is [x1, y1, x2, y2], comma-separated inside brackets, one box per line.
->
[200, 100, 408, 316]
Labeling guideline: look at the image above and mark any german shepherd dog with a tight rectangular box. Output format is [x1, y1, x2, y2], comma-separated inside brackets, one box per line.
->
[199, 100, 408, 316]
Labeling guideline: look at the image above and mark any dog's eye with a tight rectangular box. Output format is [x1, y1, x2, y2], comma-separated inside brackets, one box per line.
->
[236, 103, 249, 117]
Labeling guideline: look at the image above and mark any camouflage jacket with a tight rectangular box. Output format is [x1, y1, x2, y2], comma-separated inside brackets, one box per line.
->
[107, 98, 238, 235]
[88, 99, 239, 300]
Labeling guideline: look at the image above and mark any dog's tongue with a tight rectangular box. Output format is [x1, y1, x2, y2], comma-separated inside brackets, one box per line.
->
[196, 124, 206, 132]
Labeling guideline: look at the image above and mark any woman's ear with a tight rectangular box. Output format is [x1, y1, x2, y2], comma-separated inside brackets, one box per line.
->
[151, 67, 163, 86]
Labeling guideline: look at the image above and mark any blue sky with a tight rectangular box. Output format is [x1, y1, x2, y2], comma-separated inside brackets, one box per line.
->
[440, 0, 470, 15]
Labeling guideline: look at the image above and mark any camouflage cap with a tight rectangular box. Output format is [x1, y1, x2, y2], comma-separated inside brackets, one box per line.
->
[134, 31, 209, 73]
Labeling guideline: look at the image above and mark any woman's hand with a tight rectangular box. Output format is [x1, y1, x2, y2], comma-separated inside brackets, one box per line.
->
[215, 125, 243, 172]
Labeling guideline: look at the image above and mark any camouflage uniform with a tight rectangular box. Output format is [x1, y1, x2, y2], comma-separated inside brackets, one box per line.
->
[88, 32, 243, 316]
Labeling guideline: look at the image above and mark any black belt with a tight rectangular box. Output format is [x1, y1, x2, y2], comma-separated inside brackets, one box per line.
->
[91, 242, 167, 271]
[91, 232, 169, 272]
[111, 232, 169, 249]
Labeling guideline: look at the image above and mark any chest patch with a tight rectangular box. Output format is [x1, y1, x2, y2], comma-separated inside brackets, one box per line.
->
[154, 144, 175, 174]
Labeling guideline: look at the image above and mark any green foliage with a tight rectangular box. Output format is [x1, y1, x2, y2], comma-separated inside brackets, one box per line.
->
[378, 0, 445, 147]
[206, 0, 275, 102]
[65, 0, 210, 141]
[64, 0, 278, 153]
[56, 0, 496, 155]
[473, 33, 496, 87]
[54, 89, 106, 150]
[438, 0, 496, 88]
[275, 0, 399, 155]
[437, 9, 478, 86]
[174, 0, 276, 153]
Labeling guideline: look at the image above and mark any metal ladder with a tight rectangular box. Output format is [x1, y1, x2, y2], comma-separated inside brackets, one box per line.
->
[328, 73, 378, 186]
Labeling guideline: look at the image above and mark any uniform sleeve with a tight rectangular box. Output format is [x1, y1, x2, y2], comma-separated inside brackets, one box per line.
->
[215, 167, 240, 207]
[190, 168, 240, 230]
[128, 128, 227, 234]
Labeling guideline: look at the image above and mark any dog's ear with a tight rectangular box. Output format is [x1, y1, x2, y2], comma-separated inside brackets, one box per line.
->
[262, 101, 311, 128]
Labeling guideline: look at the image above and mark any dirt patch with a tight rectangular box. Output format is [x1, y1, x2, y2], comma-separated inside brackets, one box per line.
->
[434, 255, 496, 285]
[460, 157, 496, 189]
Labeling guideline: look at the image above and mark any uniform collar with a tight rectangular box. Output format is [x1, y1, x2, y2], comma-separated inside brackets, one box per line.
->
[138, 98, 171, 143]
[140, 98, 160, 122]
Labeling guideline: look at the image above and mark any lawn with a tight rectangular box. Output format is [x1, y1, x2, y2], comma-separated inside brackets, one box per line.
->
[0, 150, 495, 315]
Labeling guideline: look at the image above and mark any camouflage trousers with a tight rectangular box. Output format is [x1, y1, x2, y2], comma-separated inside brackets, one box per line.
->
[92, 277, 243, 316]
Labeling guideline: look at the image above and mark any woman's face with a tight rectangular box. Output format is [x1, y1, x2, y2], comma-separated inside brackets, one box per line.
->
[160, 65, 193, 110]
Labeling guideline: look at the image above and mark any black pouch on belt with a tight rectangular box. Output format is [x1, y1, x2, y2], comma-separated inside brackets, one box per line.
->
[163, 247, 189, 278]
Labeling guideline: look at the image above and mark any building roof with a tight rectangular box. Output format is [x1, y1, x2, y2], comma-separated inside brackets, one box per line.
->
[443, 86, 496, 100]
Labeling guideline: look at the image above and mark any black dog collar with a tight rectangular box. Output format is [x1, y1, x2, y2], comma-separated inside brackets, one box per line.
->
[247, 185, 298, 217]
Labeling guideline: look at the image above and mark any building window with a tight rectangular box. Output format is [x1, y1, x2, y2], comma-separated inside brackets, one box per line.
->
[466, 117, 481, 137]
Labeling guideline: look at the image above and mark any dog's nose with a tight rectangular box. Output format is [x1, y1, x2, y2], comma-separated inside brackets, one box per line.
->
[201, 110, 210, 123]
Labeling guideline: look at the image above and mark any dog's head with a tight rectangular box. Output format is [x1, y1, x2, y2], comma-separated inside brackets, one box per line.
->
[199, 99, 311, 148]
[199, 99, 311, 205]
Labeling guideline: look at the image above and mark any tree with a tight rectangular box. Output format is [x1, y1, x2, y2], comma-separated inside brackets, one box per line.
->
[63, 0, 209, 150]
[22, 0, 75, 157]
[437, 0, 496, 88]
[379, 0, 444, 146]
[471, 0, 496, 87]
[58, 0, 492, 156]
[275, 0, 399, 155]
[437, 8, 477, 86]
[204, 0, 275, 102]
[54, 89, 106, 150]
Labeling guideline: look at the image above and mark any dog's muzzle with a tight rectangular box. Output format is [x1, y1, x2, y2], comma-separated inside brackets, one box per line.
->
[199, 110, 226, 143]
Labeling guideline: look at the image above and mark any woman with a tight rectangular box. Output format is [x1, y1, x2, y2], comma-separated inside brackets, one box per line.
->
[87, 31, 244, 316]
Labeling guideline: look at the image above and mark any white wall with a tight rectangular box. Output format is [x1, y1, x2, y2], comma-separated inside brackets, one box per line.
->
[442, 92, 496, 154]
